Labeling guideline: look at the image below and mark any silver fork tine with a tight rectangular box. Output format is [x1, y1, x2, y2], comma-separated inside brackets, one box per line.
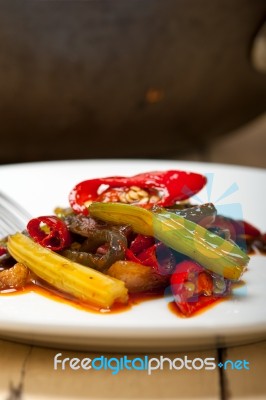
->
[0, 218, 13, 237]
[0, 192, 32, 236]
[0, 192, 32, 221]
[0, 208, 25, 233]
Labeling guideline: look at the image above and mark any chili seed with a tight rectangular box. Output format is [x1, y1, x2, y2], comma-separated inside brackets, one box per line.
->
[118, 186, 159, 204]
[149, 195, 160, 203]
[118, 192, 128, 203]
[184, 282, 195, 296]
[137, 189, 149, 198]
[213, 277, 226, 294]
[126, 190, 140, 201]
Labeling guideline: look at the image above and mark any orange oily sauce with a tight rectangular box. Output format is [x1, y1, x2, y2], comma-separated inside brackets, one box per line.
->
[0, 267, 248, 317]
[0, 280, 164, 315]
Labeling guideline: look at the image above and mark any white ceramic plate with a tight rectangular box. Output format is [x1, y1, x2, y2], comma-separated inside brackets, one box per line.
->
[0, 160, 265, 352]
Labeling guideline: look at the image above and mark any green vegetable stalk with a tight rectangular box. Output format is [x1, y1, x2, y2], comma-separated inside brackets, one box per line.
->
[89, 202, 249, 281]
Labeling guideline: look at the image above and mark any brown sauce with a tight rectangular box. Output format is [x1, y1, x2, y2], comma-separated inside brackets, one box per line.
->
[247, 247, 266, 256]
[231, 280, 246, 290]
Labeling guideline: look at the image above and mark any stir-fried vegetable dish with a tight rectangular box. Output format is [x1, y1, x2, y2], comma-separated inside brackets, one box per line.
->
[1, 170, 265, 316]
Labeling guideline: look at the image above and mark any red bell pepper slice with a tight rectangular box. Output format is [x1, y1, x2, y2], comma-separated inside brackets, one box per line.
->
[170, 260, 221, 316]
[69, 170, 207, 215]
[27, 216, 71, 251]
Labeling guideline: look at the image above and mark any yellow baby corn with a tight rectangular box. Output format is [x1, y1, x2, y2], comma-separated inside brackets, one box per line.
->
[7, 233, 128, 308]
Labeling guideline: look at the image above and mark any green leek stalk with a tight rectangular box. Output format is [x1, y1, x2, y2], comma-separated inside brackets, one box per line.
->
[89, 202, 249, 281]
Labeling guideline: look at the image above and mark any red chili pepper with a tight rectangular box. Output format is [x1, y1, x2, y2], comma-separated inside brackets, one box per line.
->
[126, 234, 176, 275]
[126, 245, 160, 269]
[236, 220, 261, 238]
[0, 246, 7, 256]
[211, 216, 261, 241]
[261, 233, 266, 242]
[170, 260, 220, 316]
[69, 170, 207, 215]
[126, 234, 157, 267]
[129, 234, 155, 255]
[27, 216, 71, 251]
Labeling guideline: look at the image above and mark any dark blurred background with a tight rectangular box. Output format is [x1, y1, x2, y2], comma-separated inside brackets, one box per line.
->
[0, 0, 266, 165]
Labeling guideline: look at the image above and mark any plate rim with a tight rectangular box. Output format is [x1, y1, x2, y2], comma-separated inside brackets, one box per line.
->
[0, 159, 265, 351]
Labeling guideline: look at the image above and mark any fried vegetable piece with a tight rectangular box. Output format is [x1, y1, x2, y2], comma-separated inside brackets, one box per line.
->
[107, 261, 169, 293]
[7, 233, 128, 308]
[0, 262, 30, 290]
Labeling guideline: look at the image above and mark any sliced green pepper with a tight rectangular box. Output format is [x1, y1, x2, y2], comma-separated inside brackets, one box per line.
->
[89, 202, 249, 281]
